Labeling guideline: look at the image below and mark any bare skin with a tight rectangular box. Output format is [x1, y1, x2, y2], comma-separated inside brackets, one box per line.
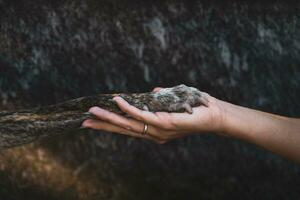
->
[82, 87, 300, 164]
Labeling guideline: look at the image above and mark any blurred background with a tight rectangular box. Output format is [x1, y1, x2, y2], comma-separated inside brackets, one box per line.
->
[0, 0, 299, 199]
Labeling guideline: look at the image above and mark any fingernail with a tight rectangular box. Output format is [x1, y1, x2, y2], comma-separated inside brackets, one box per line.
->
[79, 126, 88, 130]
[89, 106, 98, 113]
[113, 96, 122, 101]
[81, 119, 91, 128]
[89, 106, 105, 114]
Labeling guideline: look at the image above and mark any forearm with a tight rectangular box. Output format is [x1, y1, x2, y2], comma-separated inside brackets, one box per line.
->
[219, 100, 300, 163]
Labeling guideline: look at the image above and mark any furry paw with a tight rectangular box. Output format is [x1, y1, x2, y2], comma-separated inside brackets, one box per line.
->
[149, 84, 208, 114]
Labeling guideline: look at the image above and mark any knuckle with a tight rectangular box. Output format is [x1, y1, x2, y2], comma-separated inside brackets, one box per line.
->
[161, 121, 174, 130]
[168, 118, 178, 129]
[117, 120, 131, 130]
[156, 116, 176, 130]
[105, 113, 114, 121]
[124, 124, 132, 131]
[134, 111, 143, 121]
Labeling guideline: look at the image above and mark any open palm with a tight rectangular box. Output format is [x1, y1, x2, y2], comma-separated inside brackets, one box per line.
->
[82, 88, 224, 144]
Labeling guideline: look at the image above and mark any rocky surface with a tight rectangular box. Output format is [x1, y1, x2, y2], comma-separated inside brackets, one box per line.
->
[0, 0, 299, 199]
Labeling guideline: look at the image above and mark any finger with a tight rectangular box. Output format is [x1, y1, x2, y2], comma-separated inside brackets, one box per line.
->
[199, 92, 210, 107]
[88, 106, 164, 137]
[83, 118, 186, 143]
[82, 119, 155, 140]
[83, 119, 169, 143]
[113, 97, 164, 127]
[89, 106, 143, 131]
[152, 87, 163, 92]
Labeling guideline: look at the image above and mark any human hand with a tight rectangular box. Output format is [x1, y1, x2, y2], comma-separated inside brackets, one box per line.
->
[82, 87, 225, 144]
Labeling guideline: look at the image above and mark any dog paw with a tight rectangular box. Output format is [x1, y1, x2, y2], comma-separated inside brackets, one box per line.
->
[150, 84, 208, 114]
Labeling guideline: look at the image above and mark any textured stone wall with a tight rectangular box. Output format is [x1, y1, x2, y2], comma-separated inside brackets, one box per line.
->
[0, 0, 299, 199]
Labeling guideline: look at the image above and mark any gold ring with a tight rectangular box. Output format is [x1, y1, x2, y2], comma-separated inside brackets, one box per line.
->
[142, 124, 148, 135]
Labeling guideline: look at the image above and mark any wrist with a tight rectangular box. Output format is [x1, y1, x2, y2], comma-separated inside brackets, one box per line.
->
[217, 99, 256, 139]
[212, 99, 237, 137]
[202, 95, 228, 134]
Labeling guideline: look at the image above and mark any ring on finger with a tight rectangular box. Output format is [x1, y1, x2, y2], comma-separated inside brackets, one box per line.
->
[142, 123, 148, 135]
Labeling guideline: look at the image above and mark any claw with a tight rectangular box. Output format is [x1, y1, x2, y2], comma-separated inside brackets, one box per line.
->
[195, 91, 202, 97]
[182, 103, 193, 114]
[199, 96, 209, 107]
[143, 105, 149, 111]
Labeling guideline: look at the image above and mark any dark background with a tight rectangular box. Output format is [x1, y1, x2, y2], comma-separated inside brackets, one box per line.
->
[0, 0, 299, 199]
